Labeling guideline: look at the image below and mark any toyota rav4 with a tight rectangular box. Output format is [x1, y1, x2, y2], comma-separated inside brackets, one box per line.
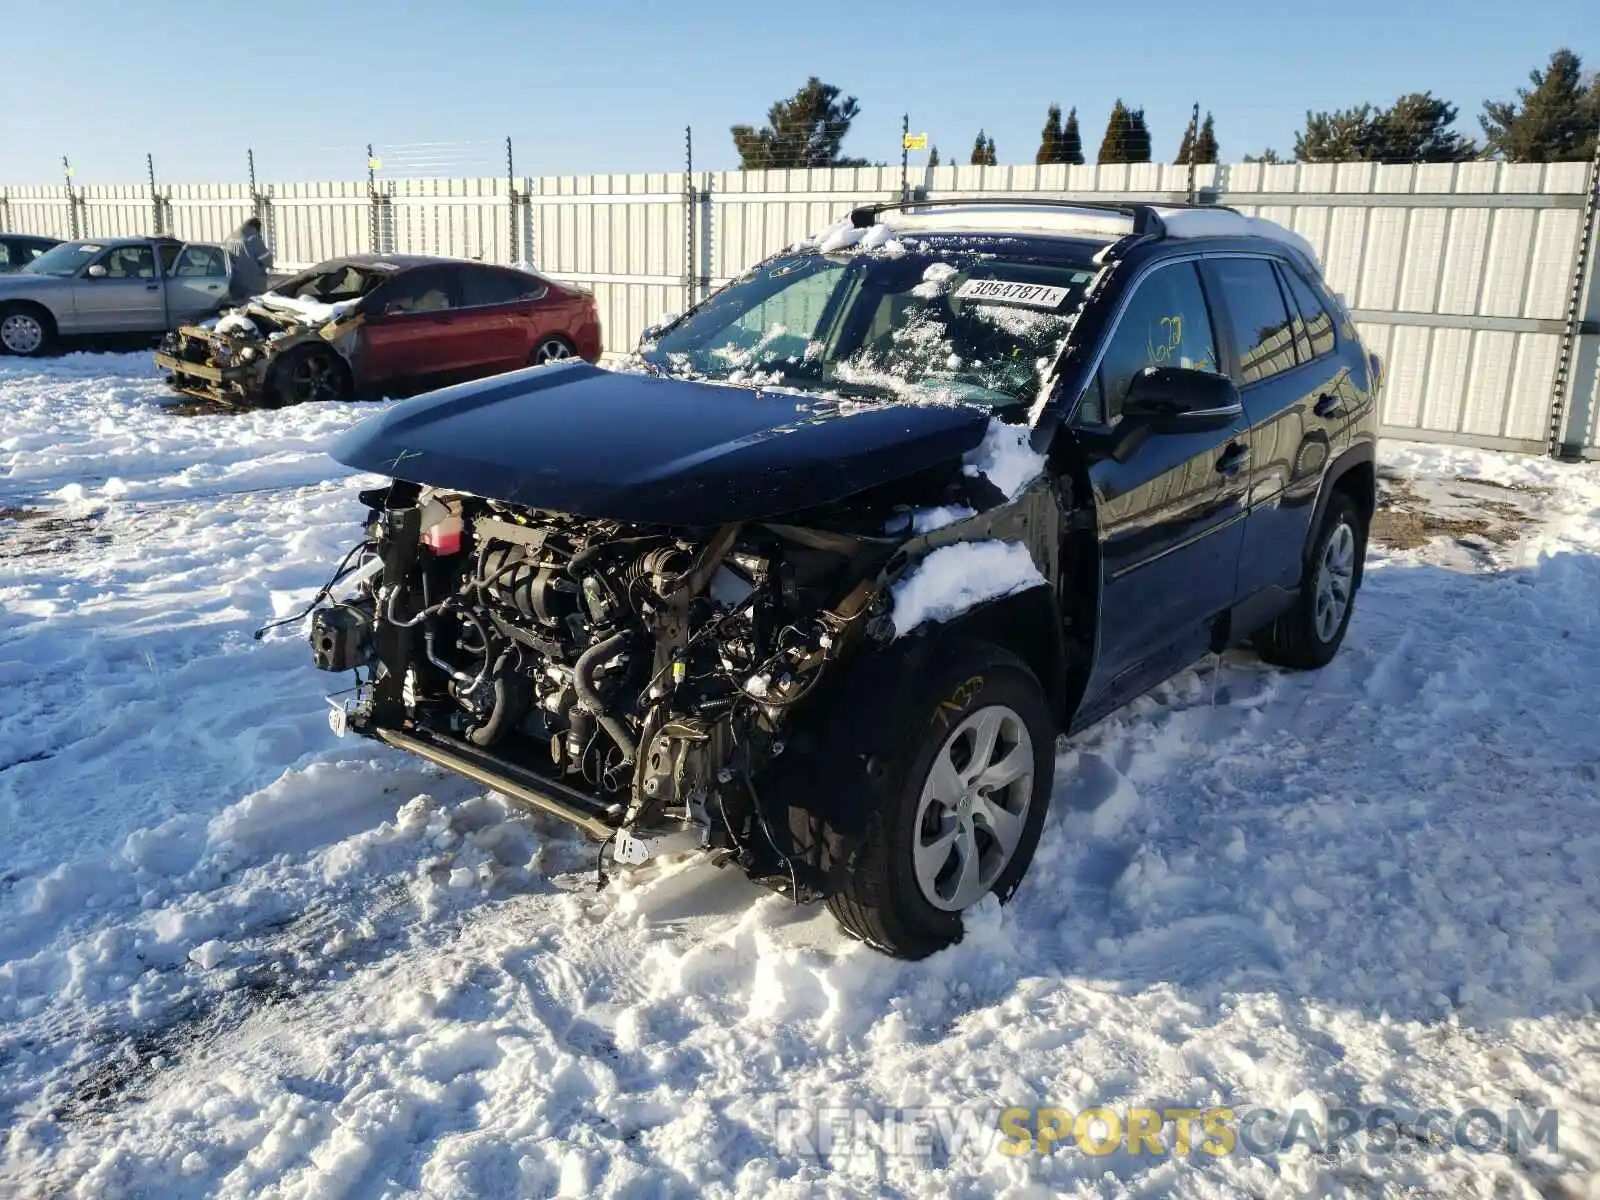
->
[299, 199, 1380, 959]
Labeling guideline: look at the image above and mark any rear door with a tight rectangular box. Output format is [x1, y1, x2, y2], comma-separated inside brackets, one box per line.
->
[1075, 259, 1249, 708]
[70, 243, 166, 332]
[1203, 255, 1348, 598]
[453, 265, 538, 376]
[359, 266, 465, 389]
[164, 244, 231, 324]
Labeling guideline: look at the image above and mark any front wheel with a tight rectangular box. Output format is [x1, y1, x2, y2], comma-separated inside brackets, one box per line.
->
[1255, 490, 1365, 669]
[268, 345, 351, 408]
[0, 305, 55, 357]
[826, 641, 1055, 959]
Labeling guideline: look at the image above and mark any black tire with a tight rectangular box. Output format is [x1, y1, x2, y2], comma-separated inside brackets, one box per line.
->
[1255, 490, 1365, 670]
[268, 344, 351, 408]
[0, 303, 57, 357]
[826, 640, 1055, 959]
[530, 335, 575, 366]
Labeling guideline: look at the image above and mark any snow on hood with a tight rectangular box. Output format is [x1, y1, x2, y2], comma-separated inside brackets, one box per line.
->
[254, 293, 360, 326]
[891, 539, 1046, 636]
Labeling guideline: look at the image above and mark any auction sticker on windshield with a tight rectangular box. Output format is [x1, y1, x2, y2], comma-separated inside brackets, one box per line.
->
[954, 279, 1072, 309]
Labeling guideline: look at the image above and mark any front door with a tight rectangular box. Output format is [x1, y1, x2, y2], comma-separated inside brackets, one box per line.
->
[164, 244, 231, 324]
[1074, 260, 1249, 711]
[359, 266, 467, 390]
[71, 243, 166, 332]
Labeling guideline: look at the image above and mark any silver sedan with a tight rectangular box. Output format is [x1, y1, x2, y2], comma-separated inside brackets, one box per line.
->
[0, 236, 232, 356]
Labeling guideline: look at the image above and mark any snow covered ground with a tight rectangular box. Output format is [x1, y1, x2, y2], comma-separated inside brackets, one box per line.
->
[2, 353, 1598, 1199]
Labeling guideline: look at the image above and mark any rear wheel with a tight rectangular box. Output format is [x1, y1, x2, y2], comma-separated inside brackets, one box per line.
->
[0, 305, 55, 357]
[1255, 491, 1364, 669]
[269, 345, 351, 407]
[531, 336, 574, 366]
[826, 641, 1055, 959]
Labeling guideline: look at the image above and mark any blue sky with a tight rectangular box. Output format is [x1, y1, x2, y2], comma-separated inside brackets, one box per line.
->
[1, 0, 1594, 184]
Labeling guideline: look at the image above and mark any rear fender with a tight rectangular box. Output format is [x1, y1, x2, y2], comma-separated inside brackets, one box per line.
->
[1303, 441, 1377, 583]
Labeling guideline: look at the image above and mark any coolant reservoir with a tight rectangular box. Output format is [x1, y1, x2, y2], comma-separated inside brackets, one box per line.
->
[419, 496, 463, 555]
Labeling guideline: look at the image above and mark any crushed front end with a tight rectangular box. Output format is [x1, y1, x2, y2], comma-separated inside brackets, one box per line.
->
[307, 483, 903, 892]
[156, 300, 359, 405]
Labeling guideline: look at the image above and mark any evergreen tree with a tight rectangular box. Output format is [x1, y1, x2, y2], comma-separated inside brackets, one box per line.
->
[1195, 113, 1219, 163]
[969, 131, 998, 166]
[1036, 104, 1064, 165]
[1294, 93, 1476, 162]
[928, 145, 941, 167]
[986, 135, 998, 165]
[1061, 107, 1084, 165]
[1481, 48, 1600, 161]
[1294, 104, 1375, 161]
[1244, 148, 1284, 164]
[731, 78, 868, 169]
[1126, 107, 1152, 162]
[1099, 101, 1151, 163]
[1097, 100, 1132, 163]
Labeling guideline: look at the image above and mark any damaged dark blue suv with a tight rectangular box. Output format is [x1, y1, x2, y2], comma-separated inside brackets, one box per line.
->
[304, 199, 1380, 958]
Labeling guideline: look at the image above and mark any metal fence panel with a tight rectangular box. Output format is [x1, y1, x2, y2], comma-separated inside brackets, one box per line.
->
[3, 159, 1597, 455]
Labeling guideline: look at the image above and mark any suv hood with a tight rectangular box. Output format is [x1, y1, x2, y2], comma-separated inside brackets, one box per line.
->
[331, 362, 992, 525]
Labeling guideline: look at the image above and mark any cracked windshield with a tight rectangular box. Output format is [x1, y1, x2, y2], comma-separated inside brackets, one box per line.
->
[642, 245, 1097, 412]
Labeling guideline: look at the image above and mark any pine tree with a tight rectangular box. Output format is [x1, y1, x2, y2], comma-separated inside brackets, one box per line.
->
[1036, 104, 1064, 165]
[1126, 107, 1152, 162]
[970, 131, 997, 166]
[928, 145, 941, 167]
[1244, 148, 1284, 164]
[1176, 117, 1195, 165]
[1294, 94, 1476, 162]
[730, 78, 869, 169]
[1097, 100, 1131, 163]
[1061, 107, 1084, 165]
[987, 135, 998, 165]
[1195, 113, 1219, 163]
[1294, 104, 1377, 161]
[1099, 101, 1151, 163]
[1481, 48, 1600, 161]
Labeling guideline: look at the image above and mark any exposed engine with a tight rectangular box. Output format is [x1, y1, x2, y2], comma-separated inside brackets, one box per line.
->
[310, 482, 888, 872]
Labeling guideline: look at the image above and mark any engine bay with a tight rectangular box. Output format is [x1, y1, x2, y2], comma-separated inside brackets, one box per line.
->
[311, 481, 894, 878]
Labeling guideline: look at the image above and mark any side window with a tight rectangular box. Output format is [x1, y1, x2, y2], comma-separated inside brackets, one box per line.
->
[157, 242, 182, 276]
[377, 268, 456, 314]
[99, 245, 156, 279]
[1209, 257, 1298, 385]
[25, 243, 52, 263]
[173, 246, 226, 278]
[1093, 261, 1219, 423]
[0, 242, 10, 269]
[461, 268, 532, 308]
[1280, 264, 1337, 359]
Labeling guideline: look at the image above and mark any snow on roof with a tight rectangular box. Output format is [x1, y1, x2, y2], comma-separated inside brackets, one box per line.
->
[875, 204, 1133, 242]
[858, 202, 1325, 269]
[1153, 207, 1322, 266]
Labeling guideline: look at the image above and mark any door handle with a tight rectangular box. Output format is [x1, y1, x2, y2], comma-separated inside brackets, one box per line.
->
[1314, 393, 1341, 418]
[1215, 443, 1250, 476]
[145, 283, 160, 292]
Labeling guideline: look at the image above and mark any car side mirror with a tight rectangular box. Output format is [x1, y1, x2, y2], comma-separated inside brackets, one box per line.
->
[1121, 367, 1242, 432]
[86, 264, 108, 279]
[382, 302, 407, 317]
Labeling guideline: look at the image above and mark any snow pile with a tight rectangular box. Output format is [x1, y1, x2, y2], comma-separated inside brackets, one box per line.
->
[4, 352, 1600, 1198]
[890, 540, 1046, 635]
[213, 312, 260, 338]
[962, 418, 1047, 499]
[255, 293, 359, 326]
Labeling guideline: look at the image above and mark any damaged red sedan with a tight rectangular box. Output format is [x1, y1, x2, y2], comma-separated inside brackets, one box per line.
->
[156, 255, 602, 407]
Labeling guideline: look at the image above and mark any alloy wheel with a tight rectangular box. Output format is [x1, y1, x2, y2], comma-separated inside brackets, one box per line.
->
[534, 338, 573, 365]
[911, 704, 1036, 912]
[1314, 520, 1356, 642]
[1, 313, 44, 355]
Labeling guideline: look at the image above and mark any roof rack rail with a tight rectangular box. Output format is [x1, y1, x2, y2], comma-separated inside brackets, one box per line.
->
[847, 196, 1240, 240]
